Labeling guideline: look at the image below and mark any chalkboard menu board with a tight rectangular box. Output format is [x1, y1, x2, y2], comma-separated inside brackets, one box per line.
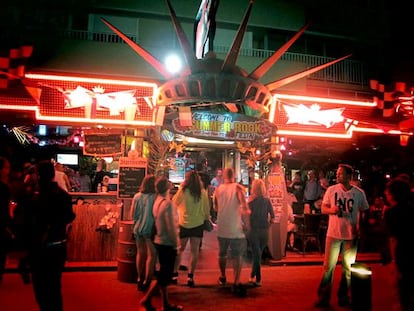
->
[117, 157, 148, 199]
[83, 134, 122, 156]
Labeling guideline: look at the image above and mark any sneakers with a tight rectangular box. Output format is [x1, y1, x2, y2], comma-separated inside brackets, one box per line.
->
[248, 277, 261, 287]
[218, 276, 226, 285]
[171, 272, 178, 285]
[187, 273, 195, 287]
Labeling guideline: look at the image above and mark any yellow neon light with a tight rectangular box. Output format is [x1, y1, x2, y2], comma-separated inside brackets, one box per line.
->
[388, 130, 413, 135]
[0, 104, 38, 111]
[36, 115, 154, 126]
[268, 97, 277, 123]
[181, 137, 235, 145]
[353, 127, 385, 134]
[277, 125, 413, 138]
[26, 73, 158, 89]
[276, 129, 353, 139]
[0, 104, 155, 127]
[273, 93, 376, 107]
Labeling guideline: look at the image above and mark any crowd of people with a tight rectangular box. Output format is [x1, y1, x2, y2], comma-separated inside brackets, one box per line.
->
[0, 157, 76, 311]
[1, 153, 414, 311]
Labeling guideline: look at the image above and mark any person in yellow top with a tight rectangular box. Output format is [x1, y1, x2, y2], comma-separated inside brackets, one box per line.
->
[171, 170, 210, 287]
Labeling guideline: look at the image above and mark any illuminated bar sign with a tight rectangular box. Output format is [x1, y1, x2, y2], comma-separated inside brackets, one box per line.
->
[164, 111, 277, 141]
[83, 134, 122, 156]
[118, 157, 147, 199]
[0, 73, 158, 127]
[271, 94, 387, 139]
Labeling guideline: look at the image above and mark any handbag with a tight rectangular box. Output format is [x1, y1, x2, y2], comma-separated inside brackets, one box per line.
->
[203, 218, 214, 232]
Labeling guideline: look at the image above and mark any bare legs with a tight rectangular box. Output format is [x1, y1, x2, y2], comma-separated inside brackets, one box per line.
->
[136, 236, 157, 290]
[144, 238, 157, 286]
[136, 236, 146, 284]
[140, 244, 182, 311]
[173, 237, 201, 285]
[218, 254, 243, 285]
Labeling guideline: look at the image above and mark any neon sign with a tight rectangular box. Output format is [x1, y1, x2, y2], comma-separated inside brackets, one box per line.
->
[283, 103, 345, 128]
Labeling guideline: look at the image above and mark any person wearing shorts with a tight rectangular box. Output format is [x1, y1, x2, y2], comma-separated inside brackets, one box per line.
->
[213, 168, 250, 297]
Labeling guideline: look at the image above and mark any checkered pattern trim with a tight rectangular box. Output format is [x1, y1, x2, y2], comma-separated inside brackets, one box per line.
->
[370, 80, 414, 119]
[0, 46, 33, 88]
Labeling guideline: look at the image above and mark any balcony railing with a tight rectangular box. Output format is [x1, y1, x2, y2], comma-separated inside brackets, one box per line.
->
[63, 29, 368, 87]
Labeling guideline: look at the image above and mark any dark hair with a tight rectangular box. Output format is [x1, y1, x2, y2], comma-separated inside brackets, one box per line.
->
[37, 160, 55, 182]
[223, 167, 234, 180]
[181, 170, 202, 201]
[386, 178, 412, 203]
[139, 175, 156, 194]
[338, 164, 353, 176]
[196, 163, 204, 171]
[155, 176, 170, 194]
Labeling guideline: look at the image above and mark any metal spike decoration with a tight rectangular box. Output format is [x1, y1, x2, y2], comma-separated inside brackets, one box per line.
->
[165, 0, 197, 72]
[102, 0, 350, 121]
[249, 22, 311, 80]
[100, 17, 172, 79]
[265, 54, 351, 91]
[221, 0, 254, 71]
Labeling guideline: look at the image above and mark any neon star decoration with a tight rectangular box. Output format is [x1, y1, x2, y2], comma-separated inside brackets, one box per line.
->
[283, 103, 345, 128]
[62, 85, 138, 119]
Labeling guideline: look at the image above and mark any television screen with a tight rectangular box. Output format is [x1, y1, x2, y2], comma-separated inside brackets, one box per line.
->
[56, 154, 79, 166]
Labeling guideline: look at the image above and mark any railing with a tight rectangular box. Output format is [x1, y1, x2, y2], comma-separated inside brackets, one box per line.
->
[64, 29, 137, 44]
[62, 29, 368, 87]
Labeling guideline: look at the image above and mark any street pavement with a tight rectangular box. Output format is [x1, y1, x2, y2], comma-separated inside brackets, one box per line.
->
[1, 229, 398, 311]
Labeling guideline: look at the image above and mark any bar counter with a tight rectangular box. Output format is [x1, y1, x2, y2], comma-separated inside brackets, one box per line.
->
[67, 192, 127, 262]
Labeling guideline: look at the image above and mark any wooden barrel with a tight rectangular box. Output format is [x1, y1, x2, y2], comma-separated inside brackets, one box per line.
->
[117, 220, 137, 283]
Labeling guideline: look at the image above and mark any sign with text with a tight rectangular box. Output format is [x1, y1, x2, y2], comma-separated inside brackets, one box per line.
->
[83, 134, 122, 156]
[164, 111, 277, 141]
[265, 167, 287, 223]
[117, 157, 147, 199]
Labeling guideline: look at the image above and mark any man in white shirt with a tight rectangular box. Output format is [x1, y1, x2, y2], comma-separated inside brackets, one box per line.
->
[314, 164, 369, 308]
[213, 168, 250, 297]
[54, 162, 71, 192]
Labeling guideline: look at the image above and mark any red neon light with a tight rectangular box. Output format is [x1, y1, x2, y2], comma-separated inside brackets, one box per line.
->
[267, 93, 413, 139]
[1, 73, 159, 126]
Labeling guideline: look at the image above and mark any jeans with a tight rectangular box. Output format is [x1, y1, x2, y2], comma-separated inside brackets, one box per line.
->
[317, 236, 358, 303]
[248, 228, 268, 282]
